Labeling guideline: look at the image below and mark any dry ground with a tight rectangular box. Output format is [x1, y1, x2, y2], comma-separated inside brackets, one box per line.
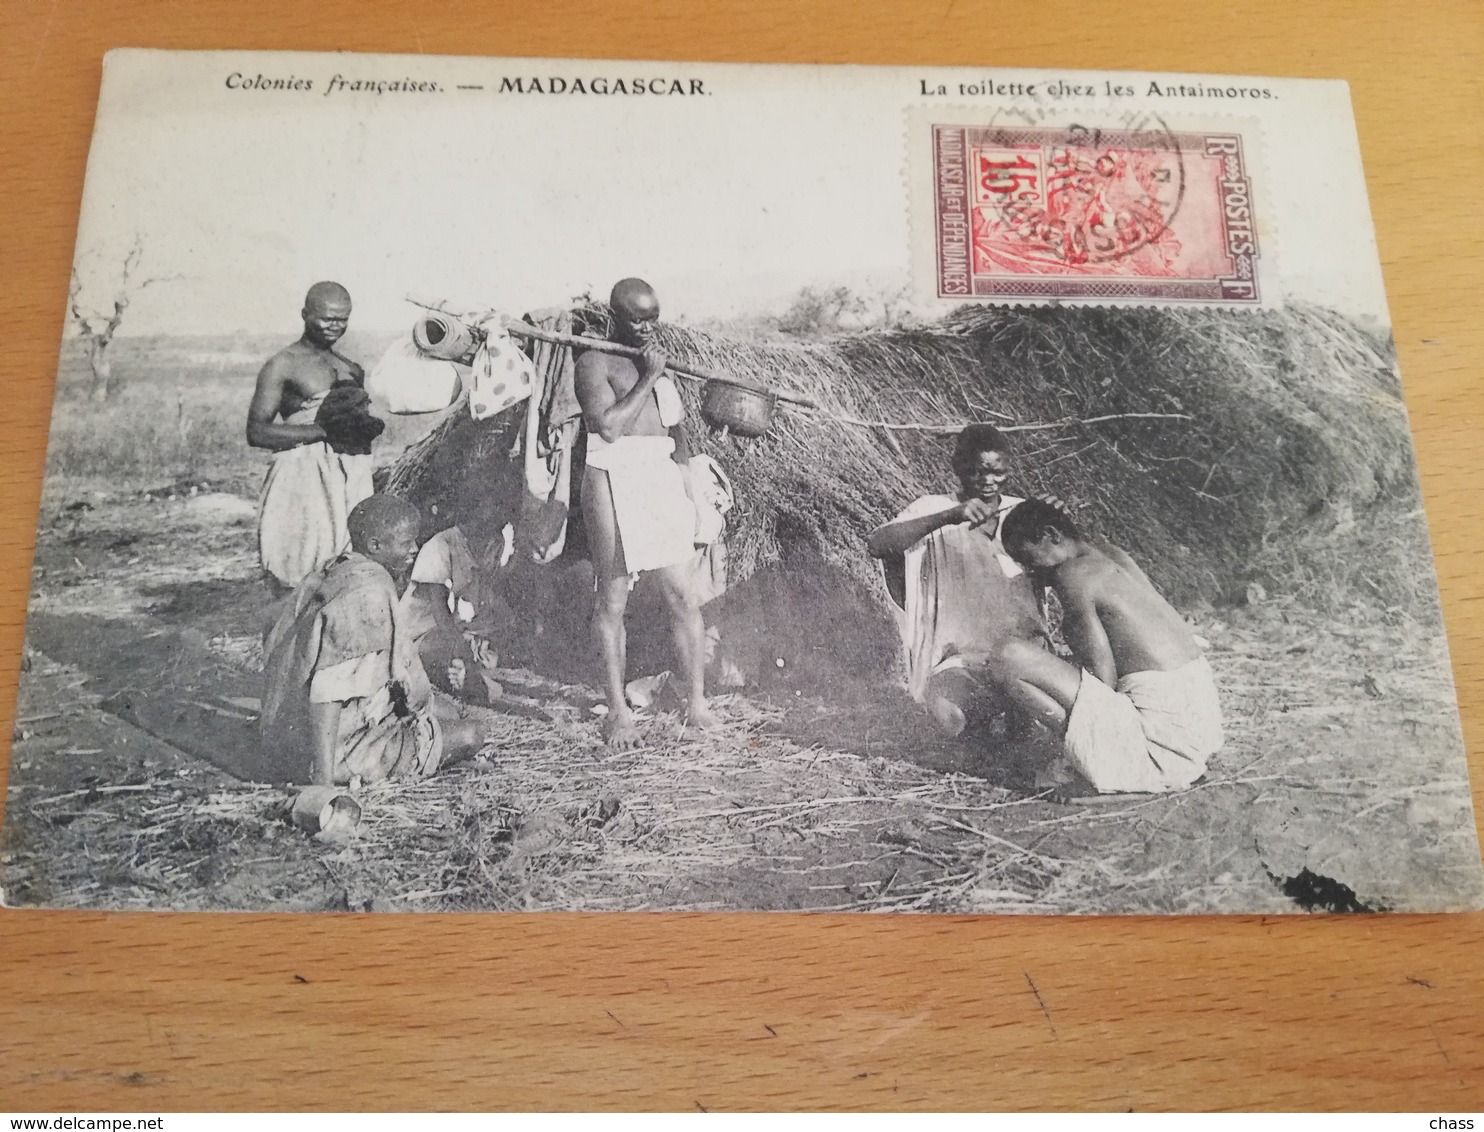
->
[3, 482, 1479, 915]
[3, 341, 1480, 914]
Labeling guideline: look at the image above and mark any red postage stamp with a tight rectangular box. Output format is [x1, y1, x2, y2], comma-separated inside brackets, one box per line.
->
[931, 123, 1260, 303]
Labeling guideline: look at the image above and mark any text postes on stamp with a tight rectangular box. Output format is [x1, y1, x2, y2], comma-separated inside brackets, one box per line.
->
[932, 123, 1259, 303]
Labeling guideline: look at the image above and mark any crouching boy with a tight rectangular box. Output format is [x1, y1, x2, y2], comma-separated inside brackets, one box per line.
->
[261, 493, 483, 786]
[406, 484, 516, 707]
[991, 500, 1224, 796]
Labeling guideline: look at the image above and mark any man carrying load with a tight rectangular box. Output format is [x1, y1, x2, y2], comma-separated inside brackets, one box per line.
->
[575, 278, 717, 747]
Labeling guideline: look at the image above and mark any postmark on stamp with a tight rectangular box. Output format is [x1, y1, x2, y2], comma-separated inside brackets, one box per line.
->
[930, 122, 1260, 303]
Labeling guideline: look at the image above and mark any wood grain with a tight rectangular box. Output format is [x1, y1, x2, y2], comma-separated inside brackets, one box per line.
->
[1, 0, 1481, 1112]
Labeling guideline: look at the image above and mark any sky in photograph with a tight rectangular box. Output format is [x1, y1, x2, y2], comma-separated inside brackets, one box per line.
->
[70, 51, 1392, 340]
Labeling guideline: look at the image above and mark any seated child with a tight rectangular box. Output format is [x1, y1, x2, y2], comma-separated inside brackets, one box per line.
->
[260, 493, 483, 787]
[406, 485, 517, 707]
[991, 499, 1224, 796]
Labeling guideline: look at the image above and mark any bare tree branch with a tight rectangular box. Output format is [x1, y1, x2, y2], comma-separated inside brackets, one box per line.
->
[66, 235, 175, 400]
[67, 269, 92, 334]
[120, 235, 144, 286]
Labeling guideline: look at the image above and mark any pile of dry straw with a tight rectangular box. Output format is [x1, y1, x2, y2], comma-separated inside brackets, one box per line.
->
[389, 302, 1423, 682]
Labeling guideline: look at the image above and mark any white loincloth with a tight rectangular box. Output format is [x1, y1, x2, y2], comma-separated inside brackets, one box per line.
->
[585, 435, 695, 576]
[1062, 655, 1225, 794]
[257, 395, 375, 588]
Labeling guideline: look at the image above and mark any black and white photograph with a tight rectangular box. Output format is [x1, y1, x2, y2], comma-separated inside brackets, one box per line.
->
[2, 49, 1480, 914]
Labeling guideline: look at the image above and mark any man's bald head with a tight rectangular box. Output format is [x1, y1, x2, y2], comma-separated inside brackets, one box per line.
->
[347, 493, 420, 555]
[610, 278, 660, 347]
[610, 278, 659, 320]
[302, 281, 352, 347]
[305, 281, 351, 313]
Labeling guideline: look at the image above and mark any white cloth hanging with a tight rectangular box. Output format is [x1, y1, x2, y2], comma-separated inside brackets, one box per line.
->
[367, 334, 463, 415]
[689, 453, 733, 547]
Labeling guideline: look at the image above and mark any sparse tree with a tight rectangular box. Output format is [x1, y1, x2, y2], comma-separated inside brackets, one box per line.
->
[876, 283, 917, 331]
[776, 285, 867, 338]
[67, 237, 174, 401]
[775, 282, 919, 338]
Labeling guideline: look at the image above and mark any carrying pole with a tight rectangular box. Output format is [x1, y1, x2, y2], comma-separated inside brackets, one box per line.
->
[406, 296, 819, 410]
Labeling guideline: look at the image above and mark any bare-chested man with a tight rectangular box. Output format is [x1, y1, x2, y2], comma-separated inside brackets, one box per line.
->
[576, 278, 718, 747]
[990, 499, 1224, 796]
[247, 281, 375, 590]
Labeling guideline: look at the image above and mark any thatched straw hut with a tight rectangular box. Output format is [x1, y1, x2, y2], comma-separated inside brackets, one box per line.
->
[385, 302, 1423, 693]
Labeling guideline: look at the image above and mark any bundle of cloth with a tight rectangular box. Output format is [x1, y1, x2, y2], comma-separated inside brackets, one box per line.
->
[315, 384, 386, 455]
[368, 309, 540, 418]
[367, 336, 464, 414]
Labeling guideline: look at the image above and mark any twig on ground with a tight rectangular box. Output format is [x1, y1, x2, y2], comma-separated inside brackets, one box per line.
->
[30, 783, 158, 807]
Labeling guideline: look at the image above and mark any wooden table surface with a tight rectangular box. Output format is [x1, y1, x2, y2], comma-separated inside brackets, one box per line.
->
[1, 0, 1481, 1112]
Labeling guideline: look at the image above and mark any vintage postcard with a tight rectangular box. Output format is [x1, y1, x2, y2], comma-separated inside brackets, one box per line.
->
[2, 50, 1479, 914]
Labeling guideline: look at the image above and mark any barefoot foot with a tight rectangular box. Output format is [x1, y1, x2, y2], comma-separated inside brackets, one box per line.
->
[601, 708, 643, 749]
[682, 701, 722, 733]
[926, 694, 968, 738]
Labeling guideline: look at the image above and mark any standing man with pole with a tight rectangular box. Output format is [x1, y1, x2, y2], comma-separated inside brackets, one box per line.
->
[575, 278, 717, 747]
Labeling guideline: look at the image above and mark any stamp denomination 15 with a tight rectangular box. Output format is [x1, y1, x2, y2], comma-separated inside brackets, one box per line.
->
[933, 122, 1259, 303]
